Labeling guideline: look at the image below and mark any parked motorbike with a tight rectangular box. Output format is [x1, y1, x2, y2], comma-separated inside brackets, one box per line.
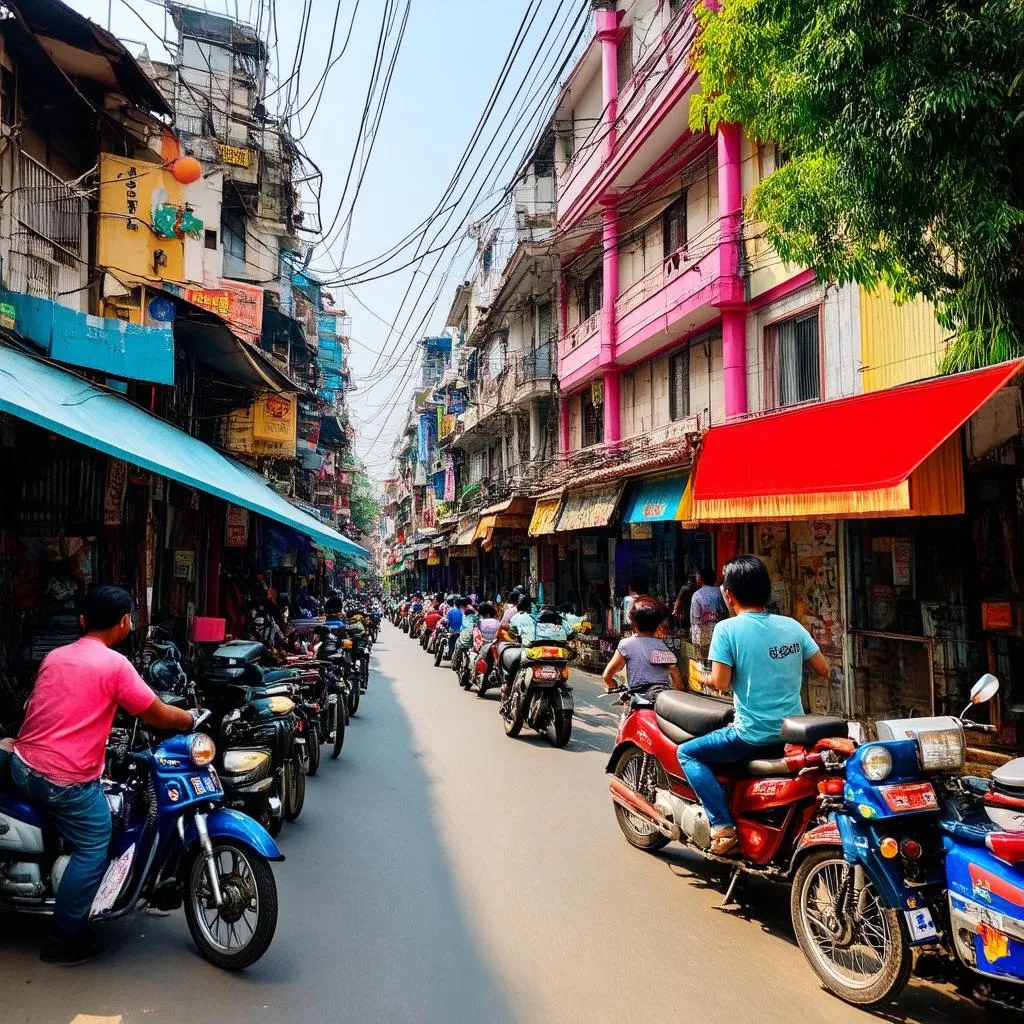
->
[430, 622, 451, 666]
[605, 684, 852, 904]
[0, 710, 281, 970]
[498, 625, 576, 747]
[790, 673, 1024, 1011]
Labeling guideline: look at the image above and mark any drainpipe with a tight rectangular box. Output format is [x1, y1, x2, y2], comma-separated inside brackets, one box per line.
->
[717, 122, 747, 418]
[600, 196, 621, 444]
[594, 2, 621, 161]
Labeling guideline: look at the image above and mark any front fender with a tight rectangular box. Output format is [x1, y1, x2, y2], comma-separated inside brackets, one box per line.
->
[182, 807, 285, 861]
[788, 816, 843, 875]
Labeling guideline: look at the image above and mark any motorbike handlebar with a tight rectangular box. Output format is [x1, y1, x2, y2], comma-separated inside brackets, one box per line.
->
[963, 720, 998, 734]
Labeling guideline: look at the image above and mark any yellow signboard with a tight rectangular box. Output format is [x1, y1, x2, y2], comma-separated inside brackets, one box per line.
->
[253, 392, 297, 445]
[217, 143, 251, 168]
[97, 154, 185, 284]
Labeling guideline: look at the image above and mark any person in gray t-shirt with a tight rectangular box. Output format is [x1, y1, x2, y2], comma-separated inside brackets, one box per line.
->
[602, 597, 683, 692]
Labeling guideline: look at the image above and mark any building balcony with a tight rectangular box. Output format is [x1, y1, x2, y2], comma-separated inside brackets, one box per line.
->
[557, 237, 737, 391]
[557, 7, 701, 232]
[512, 344, 555, 404]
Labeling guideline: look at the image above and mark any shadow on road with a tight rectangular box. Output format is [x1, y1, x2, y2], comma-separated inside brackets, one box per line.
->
[0, 631, 516, 1024]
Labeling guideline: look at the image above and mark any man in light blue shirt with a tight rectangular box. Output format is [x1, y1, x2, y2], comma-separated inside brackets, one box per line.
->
[677, 555, 829, 855]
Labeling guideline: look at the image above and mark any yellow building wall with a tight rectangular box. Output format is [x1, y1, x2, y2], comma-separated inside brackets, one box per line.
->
[97, 154, 187, 289]
[859, 285, 949, 392]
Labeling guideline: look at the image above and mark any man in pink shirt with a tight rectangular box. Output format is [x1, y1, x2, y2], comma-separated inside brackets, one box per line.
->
[11, 585, 194, 964]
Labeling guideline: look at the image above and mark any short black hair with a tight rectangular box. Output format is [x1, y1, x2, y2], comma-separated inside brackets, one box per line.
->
[721, 555, 771, 607]
[698, 566, 718, 586]
[630, 596, 668, 633]
[457, 596, 469, 607]
[82, 585, 133, 631]
[478, 602, 497, 617]
[538, 609, 562, 625]
[517, 594, 533, 613]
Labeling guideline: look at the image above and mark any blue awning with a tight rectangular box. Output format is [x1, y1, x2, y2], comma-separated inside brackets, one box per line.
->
[623, 474, 689, 523]
[0, 345, 367, 559]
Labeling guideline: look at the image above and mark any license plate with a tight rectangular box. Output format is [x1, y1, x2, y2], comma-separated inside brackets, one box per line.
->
[905, 907, 937, 942]
[534, 666, 560, 680]
[878, 782, 938, 813]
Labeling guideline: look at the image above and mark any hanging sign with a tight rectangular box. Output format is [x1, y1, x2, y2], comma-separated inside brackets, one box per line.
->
[427, 547, 441, 566]
[629, 522, 653, 540]
[224, 506, 249, 548]
[173, 550, 195, 582]
[591, 378, 604, 406]
[253, 392, 298, 446]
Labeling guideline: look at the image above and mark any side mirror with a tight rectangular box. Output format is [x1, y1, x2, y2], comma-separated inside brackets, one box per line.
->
[970, 673, 1000, 705]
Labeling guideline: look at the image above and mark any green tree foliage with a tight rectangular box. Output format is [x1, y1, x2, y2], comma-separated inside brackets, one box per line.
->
[349, 471, 380, 535]
[690, 0, 1024, 371]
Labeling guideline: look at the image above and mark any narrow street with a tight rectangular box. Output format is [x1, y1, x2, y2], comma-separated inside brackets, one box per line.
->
[1, 625, 981, 1024]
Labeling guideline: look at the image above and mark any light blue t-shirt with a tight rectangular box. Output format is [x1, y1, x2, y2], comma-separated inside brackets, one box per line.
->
[708, 612, 818, 744]
[509, 612, 567, 646]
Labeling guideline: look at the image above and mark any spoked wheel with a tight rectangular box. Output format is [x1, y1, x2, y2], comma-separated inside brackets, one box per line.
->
[612, 747, 670, 851]
[283, 756, 305, 821]
[434, 644, 444, 667]
[184, 839, 278, 971]
[305, 723, 320, 776]
[347, 679, 360, 717]
[501, 690, 526, 737]
[330, 695, 345, 759]
[791, 850, 912, 1007]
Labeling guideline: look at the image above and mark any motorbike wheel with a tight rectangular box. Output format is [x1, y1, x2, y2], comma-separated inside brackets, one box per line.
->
[791, 849, 912, 1007]
[612, 748, 670, 851]
[549, 708, 573, 748]
[330, 696, 345, 759]
[283, 756, 305, 822]
[434, 644, 444, 667]
[502, 690, 526, 737]
[305, 723, 321, 776]
[184, 838, 278, 972]
[348, 681, 360, 717]
[265, 787, 283, 838]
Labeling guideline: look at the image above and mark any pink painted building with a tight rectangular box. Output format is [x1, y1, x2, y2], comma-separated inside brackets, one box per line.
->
[553, 0, 863, 456]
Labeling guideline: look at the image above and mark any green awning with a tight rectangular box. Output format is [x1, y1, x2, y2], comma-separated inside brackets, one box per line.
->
[0, 345, 367, 559]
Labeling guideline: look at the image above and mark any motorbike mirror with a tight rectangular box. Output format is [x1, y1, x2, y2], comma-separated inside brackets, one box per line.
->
[970, 673, 1000, 705]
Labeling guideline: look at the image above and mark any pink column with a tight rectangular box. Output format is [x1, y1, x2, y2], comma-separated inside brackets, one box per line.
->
[717, 122, 747, 417]
[595, 7, 621, 160]
[600, 199, 618, 367]
[559, 395, 571, 456]
[602, 369, 621, 444]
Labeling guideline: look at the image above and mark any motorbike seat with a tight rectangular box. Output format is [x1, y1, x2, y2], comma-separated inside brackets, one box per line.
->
[499, 644, 522, 681]
[260, 668, 300, 683]
[779, 715, 848, 747]
[654, 691, 734, 742]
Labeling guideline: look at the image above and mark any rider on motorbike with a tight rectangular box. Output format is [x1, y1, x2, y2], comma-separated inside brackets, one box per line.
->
[676, 556, 830, 855]
[602, 596, 684, 693]
[5, 585, 197, 964]
[443, 596, 464, 659]
[499, 598, 568, 696]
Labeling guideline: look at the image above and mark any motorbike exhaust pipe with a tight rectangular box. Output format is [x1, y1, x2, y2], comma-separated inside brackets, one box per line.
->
[609, 778, 681, 841]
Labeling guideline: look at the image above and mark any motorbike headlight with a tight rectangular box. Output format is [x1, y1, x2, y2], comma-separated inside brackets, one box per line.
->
[188, 733, 217, 767]
[861, 745, 894, 782]
[222, 749, 270, 774]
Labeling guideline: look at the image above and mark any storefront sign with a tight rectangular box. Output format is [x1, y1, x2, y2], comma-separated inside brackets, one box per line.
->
[427, 547, 440, 566]
[892, 539, 912, 587]
[173, 549, 195, 582]
[217, 143, 251, 167]
[224, 506, 249, 547]
[982, 602, 1014, 631]
[629, 522, 653, 540]
[223, 402, 296, 458]
[253, 392, 298, 446]
[0, 301, 16, 329]
[184, 280, 263, 346]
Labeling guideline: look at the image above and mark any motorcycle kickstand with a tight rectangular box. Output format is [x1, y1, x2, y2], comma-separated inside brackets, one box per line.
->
[721, 867, 743, 908]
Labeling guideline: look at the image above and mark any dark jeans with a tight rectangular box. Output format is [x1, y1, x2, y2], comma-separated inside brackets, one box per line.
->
[677, 726, 776, 829]
[11, 754, 111, 933]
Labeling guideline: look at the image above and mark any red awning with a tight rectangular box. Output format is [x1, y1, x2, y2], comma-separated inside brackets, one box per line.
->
[689, 360, 1024, 522]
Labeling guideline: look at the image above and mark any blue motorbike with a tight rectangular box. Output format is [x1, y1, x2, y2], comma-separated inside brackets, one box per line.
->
[791, 674, 1024, 1010]
[0, 711, 283, 970]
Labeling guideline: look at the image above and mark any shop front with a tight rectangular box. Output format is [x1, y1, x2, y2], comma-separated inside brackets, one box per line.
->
[527, 493, 562, 605]
[689, 359, 1022, 735]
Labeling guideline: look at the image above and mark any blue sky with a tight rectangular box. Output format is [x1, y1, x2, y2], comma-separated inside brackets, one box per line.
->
[66, 0, 582, 480]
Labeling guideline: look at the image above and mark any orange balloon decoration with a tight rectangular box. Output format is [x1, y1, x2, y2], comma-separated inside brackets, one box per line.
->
[171, 155, 202, 185]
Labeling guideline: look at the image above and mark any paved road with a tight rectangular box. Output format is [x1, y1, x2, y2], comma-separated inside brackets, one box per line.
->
[3, 624, 982, 1023]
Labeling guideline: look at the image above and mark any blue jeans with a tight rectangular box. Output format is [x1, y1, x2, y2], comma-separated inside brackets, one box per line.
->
[11, 754, 111, 933]
[677, 726, 775, 829]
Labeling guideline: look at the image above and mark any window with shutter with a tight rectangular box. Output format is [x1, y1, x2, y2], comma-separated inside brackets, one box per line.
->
[581, 270, 603, 320]
[764, 310, 821, 409]
[669, 349, 690, 421]
[663, 194, 688, 258]
[582, 389, 604, 447]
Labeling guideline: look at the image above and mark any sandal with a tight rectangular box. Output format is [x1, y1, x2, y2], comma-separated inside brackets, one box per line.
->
[710, 826, 738, 855]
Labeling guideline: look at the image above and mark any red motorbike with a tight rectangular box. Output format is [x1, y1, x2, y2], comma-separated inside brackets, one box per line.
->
[606, 685, 852, 900]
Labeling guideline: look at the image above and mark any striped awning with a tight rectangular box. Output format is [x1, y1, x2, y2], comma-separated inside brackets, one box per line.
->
[529, 496, 563, 537]
[555, 482, 625, 532]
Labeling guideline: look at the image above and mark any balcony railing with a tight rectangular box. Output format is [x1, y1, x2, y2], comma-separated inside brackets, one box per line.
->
[9, 152, 87, 307]
[615, 243, 710, 318]
[514, 343, 555, 386]
[564, 311, 600, 352]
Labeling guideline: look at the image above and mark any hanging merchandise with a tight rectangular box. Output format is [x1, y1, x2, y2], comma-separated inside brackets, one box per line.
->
[103, 458, 128, 525]
[444, 464, 456, 502]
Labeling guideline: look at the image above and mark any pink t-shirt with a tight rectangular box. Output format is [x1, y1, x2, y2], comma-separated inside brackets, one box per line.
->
[15, 637, 156, 786]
